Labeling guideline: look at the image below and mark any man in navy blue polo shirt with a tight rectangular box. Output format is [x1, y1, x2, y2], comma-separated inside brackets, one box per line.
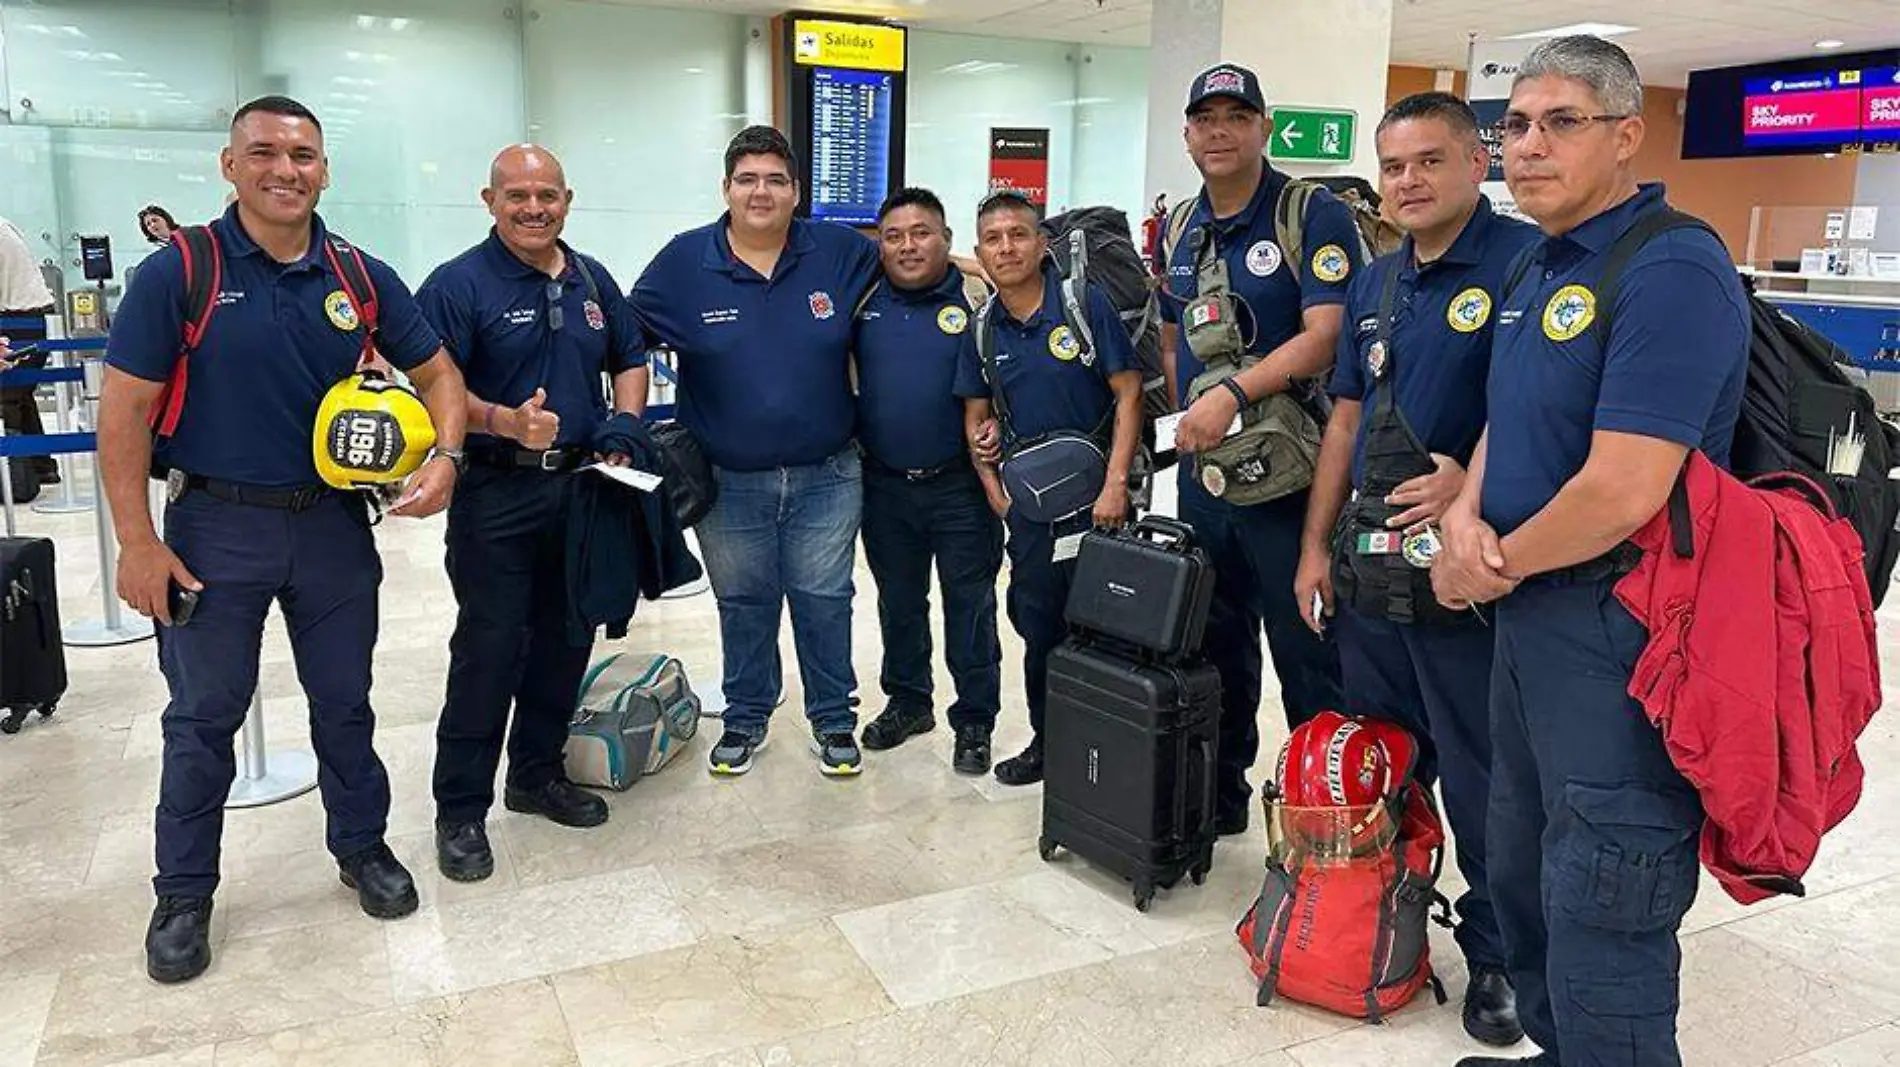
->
[631, 126, 880, 779]
[416, 145, 650, 883]
[956, 190, 1143, 786]
[1158, 63, 1357, 836]
[853, 187, 1004, 776]
[1296, 92, 1536, 1050]
[1431, 37, 1749, 1067]
[98, 96, 467, 984]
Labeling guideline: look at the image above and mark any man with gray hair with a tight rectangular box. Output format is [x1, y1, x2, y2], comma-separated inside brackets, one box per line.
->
[1430, 35, 1749, 1067]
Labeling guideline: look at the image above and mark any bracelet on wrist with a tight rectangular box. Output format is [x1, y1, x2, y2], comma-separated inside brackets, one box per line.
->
[1220, 377, 1250, 408]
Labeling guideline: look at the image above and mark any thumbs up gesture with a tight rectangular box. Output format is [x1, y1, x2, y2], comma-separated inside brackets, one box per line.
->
[511, 388, 561, 451]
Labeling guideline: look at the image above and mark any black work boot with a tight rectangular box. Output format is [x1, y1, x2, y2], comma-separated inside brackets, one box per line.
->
[1463, 964, 1525, 1047]
[951, 725, 993, 775]
[860, 704, 935, 751]
[145, 895, 214, 984]
[504, 778, 609, 828]
[994, 737, 1044, 786]
[338, 842, 420, 919]
[435, 820, 495, 883]
[1455, 1056, 1555, 1067]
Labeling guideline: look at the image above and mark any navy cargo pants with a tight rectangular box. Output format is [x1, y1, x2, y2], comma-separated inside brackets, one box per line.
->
[154, 490, 389, 899]
[1178, 476, 1343, 820]
[1003, 508, 1093, 736]
[1333, 605, 1506, 971]
[1489, 575, 1703, 1067]
[435, 465, 591, 824]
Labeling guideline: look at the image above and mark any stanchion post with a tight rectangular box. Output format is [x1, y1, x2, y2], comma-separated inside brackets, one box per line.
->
[61, 356, 152, 647]
[32, 346, 93, 514]
[225, 691, 319, 808]
[0, 421, 16, 538]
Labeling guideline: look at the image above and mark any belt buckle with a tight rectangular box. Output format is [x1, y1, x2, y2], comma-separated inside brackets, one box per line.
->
[537, 450, 564, 472]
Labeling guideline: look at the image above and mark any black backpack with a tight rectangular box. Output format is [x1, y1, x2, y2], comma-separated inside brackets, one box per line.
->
[1032, 206, 1169, 423]
[1508, 206, 1900, 605]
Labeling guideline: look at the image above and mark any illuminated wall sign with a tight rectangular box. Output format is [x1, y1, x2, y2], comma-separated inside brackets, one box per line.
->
[783, 15, 908, 227]
[792, 19, 906, 73]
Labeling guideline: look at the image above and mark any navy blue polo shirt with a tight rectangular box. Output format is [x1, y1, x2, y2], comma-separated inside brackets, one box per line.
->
[1330, 197, 1538, 487]
[1158, 166, 1365, 402]
[106, 204, 441, 488]
[1482, 183, 1750, 535]
[953, 264, 1134, 440]
[630, 214, 880, 472]
[854, 267, 982, 471]
[416, 231, 647, 450]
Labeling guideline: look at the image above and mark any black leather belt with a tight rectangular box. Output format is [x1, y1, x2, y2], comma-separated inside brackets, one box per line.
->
[171, 473, 333, 512]
[1541, 541, 1643, 585]
[469, 445, 584, 473]
[866, 454, 969, 482]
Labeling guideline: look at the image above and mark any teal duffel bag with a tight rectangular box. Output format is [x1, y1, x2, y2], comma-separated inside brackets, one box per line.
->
[564, 652, 702, 790]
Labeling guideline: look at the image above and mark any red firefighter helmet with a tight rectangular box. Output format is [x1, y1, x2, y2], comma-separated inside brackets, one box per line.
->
[1273, 711, 1421, 855]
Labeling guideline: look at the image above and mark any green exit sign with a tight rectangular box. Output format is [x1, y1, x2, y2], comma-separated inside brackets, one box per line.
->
[1269, 107, 1357, 162]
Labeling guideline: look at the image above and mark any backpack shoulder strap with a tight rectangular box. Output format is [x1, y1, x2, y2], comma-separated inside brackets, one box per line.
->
[571, 250, 602, 304]
[1275, 180, 1317, 283]
[1592, 206, 1714, 345]
[151, 225, 222, 436]
[174, 226, 221, 352]
[853, 277, 883, 319]
[974, 299, 1015, 441]
[321, 233, 380, 336]
[1057, 230, 1096, 367]
[1161, 199, 1197, 273]
[1499, 244, 1539, 310]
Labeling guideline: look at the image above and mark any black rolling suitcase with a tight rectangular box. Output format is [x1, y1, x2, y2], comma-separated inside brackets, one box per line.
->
[1, 537, 66, 734]
[1039, 641, 1221, 911]
[1064, 516, 1214, 661]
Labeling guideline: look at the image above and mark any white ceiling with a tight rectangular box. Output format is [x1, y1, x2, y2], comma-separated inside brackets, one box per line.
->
[605, 0, 1900, 86]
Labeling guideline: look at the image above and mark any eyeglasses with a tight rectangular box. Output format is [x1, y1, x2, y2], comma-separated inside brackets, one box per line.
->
[1495, 111, 1630, 142]
[729, 173, 794, 191]
[547, 280, 563, 332]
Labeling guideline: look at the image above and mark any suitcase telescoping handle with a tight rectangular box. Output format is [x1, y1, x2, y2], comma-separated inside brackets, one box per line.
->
[1134, 515, 1196, 552]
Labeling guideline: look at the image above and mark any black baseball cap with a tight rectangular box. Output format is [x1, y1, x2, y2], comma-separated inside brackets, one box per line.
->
[1185, 63, 1266, 115]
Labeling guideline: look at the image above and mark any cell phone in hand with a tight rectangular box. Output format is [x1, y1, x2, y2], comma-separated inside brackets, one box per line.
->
[167, 583, 199, 627]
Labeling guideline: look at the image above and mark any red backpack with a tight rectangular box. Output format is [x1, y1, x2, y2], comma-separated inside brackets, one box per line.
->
[148, 224, 382, 438]
[1235, 712, 1450, 1021]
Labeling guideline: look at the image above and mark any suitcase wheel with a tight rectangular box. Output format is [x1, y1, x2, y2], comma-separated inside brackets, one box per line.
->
[1190, 865, 1208, 887]
[1037, 836, 1059, 862]
[1133, 881, 1155, 912]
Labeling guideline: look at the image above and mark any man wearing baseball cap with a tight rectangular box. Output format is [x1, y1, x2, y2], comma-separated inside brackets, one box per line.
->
[1157, 63, 1358, 843]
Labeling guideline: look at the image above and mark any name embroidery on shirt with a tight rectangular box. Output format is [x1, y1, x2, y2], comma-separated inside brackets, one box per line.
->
[701, 308, 740, 325]
[214, 290, 245, 307]
[504, 308, 537, 326]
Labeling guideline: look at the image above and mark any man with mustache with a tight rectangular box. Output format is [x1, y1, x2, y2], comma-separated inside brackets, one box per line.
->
[852, 187, 1004, 776]
[415, 145, 651, 882]
[99, 95, 467, 983]
[1432, 36, 1750, 1067]
[1296, 91, 1536, 1050]
[632, 126, 881, 778]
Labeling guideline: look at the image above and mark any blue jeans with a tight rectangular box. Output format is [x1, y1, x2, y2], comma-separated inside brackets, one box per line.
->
[861, 462, 1004, 729]
[697, 447, 862, 738]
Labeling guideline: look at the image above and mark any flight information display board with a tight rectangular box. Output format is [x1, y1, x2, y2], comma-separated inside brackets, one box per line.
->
[1686, 49, 1900, 158]
[784, 16, 907, 227]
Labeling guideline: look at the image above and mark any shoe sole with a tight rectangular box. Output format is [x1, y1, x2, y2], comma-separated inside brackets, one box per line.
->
[810, 739, 864, 777]
[502, 794, 610, 829]
[147, 949, 211, 984]
[338, 871, 420, 920]
[860, 718, 935, 752]
[709, 735, 767, 776]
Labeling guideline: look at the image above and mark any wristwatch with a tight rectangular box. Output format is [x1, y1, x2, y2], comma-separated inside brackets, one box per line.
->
[430, 448, 468, 477]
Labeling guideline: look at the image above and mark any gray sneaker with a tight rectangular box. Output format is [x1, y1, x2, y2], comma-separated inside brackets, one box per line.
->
[811, 730, 864, 777]
[708, 729, 767, 776]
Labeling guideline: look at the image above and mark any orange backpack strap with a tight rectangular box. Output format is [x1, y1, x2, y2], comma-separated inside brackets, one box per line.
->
[321, 234, 381, 360]
[150, 225, 222, 437]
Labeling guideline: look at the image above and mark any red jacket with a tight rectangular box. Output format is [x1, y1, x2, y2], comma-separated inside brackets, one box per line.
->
[1614, 452, 1880, 905]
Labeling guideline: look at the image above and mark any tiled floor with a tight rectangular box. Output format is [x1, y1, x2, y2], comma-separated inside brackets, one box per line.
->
[4, 475, 1898, 1067]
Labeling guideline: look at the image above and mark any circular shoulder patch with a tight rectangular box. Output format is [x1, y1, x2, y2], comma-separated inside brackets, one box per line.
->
[1446, 287, 1492, 334]
[324, 291, 359, 332]
[1245, 240, 1283, 277]
[1542, 285, 1596, 342]
[1047, 324, 1080, 361]
[1311, 244, 1351, 283]
[937, 305, 968, 335]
